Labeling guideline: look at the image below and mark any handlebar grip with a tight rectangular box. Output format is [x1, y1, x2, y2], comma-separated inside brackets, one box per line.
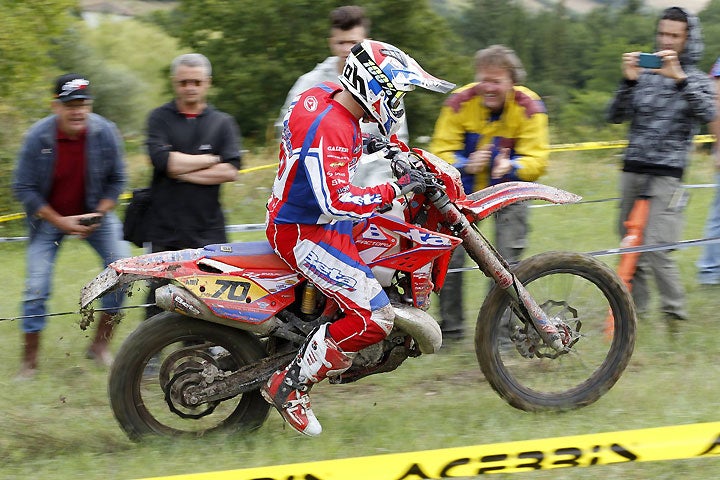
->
[364, 135, 387, 154]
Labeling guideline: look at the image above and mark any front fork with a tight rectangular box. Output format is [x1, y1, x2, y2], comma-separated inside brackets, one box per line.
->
[427, 190, 566, 352]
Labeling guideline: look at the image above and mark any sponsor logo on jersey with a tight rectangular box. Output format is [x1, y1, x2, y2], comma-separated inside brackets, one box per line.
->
[304, 96, 318, 112]
[328, 146, 349, 153]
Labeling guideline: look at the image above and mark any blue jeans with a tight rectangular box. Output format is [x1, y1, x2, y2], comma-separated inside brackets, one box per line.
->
[697, 174, 720, 284]
[21, 213, 130, 332]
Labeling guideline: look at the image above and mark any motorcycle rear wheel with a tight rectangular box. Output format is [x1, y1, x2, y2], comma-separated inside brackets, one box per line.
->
[475, 251, 636, 411]
[109, 312, 270, 440]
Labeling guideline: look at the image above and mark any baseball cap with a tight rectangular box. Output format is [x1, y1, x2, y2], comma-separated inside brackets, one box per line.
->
[54, 73, 93, 102]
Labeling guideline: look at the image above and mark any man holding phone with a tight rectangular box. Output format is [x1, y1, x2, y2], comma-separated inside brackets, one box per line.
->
[12, 73, 130, 377]
[607, 6, 715, 328]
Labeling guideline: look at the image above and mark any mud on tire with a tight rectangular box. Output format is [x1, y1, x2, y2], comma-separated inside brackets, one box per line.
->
[109, 312, 270, 440]
[475, 251, 636, 411]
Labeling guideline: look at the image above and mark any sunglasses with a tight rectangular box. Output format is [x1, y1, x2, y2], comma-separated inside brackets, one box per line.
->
[175, 79, 204, 87]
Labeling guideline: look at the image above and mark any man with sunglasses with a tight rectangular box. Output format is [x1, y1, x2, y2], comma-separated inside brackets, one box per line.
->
[143, 53, 242, 318]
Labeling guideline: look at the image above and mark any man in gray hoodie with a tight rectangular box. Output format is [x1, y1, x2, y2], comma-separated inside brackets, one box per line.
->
[607, 6, 715, 324]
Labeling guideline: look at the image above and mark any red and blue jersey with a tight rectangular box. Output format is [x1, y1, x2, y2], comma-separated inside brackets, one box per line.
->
[267, 83, 397, 225]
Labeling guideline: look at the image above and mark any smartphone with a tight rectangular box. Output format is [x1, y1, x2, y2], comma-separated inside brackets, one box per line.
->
[79, 215, 103, 226]
[638, 53, 662, 69]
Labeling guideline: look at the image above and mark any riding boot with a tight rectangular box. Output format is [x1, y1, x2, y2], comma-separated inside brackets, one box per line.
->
[261, 323, 353, 436]
[16, 331, 40, 380]
[86, 312, 115, 367]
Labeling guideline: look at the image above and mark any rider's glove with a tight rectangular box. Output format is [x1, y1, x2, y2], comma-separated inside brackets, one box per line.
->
[392, 169, 427, 197]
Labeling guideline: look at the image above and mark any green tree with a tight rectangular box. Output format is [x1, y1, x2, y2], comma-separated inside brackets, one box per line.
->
[699, 0, 720, 72]
[51, 18, 184, 137]
[452, 0, 530, 57]
[167, 0, 463, 142]
[0, 0, 78, 230]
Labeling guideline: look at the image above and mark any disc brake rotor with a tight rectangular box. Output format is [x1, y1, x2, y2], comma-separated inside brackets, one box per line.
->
[511, 300, 581, 359]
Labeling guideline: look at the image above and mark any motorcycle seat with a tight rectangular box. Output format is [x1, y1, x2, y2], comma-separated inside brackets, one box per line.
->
[202, 242, 291, 270]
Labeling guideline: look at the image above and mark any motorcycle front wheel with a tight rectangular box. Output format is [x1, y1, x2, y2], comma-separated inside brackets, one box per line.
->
[475, 251, 636, 411]
[109, 312, 270, 440]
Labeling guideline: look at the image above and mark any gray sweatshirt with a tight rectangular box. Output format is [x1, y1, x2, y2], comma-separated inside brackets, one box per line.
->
[607, 7, 715, 178]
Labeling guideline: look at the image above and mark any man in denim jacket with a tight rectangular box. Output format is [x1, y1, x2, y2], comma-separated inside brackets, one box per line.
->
[12, 73, 129, 378]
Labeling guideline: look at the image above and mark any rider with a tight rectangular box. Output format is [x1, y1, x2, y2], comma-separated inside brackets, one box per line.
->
[263, 39, 454, 436]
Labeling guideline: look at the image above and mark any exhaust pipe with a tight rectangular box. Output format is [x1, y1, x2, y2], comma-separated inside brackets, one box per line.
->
[392, 304, 442, 354]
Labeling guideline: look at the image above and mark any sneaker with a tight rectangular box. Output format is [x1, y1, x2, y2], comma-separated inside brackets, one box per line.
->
[261, 369, 321, 436]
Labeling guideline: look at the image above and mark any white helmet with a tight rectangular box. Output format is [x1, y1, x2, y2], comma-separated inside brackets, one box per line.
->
[339, 40, 455, 136]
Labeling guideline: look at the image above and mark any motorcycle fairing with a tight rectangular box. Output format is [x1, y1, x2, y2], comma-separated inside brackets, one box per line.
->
[458, 181, 582, 221]
[174, 272, 299, 323]
[411, 148, 465, 201]
[354, 213, 461, 309]
[356, 213, 462, 272]
[80, 241, 303, 323]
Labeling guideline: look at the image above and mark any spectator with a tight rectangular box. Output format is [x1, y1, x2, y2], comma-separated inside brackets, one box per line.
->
[262, 40, 454, 436]
[696, 57, 720, 285]
[607, 6, 715, 324]
[429, 45, 549, 340]
[12, 73, 129, 378]
[144, 53, 242, 318]
[275, 5, 408, 144]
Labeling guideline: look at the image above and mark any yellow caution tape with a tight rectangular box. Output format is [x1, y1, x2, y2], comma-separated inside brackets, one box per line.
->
[0, 212, 26, 223]
[550, 134, 715, 152]
[139, 421, 720, 479]
[2, 135, 716, 224]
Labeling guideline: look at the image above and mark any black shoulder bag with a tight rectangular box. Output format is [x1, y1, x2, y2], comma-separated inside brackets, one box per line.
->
[122, 187, 152, 248]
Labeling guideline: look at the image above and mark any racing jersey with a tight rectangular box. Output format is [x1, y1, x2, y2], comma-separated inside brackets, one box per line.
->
[267, 83, 397, 225]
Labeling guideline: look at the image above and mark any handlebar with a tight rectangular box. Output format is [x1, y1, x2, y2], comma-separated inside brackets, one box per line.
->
[363, 134, 444, 193]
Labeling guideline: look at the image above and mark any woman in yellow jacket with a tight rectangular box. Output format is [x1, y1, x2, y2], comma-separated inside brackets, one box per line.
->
[429, 44, 549, 340]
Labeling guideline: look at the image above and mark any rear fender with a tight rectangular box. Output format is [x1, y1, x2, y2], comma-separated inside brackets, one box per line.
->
[80, 244, 301, 317]
[80, 248, 216, 310]
[459, 182, 581, 221]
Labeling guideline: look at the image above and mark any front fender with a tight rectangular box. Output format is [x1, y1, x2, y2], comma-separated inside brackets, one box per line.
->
[458, 181, 581, 221]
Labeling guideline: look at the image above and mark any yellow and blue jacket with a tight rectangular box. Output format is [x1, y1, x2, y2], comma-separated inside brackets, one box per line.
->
[429, 83, 549, 193]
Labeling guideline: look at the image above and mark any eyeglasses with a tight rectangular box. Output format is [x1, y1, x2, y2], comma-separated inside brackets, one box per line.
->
[175, 79, 204, 87]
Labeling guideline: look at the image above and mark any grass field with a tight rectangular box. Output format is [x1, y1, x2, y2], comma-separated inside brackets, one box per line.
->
[1, 147, 719, 479]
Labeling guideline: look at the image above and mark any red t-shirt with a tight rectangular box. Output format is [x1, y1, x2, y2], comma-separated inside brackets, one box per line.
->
[48, 128, 86, 216]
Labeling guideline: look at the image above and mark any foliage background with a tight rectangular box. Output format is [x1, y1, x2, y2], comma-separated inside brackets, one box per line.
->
[3, 0, 720, 223]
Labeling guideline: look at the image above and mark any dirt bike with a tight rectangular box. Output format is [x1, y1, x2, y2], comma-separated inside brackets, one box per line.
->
[79, 138, 636, 440]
